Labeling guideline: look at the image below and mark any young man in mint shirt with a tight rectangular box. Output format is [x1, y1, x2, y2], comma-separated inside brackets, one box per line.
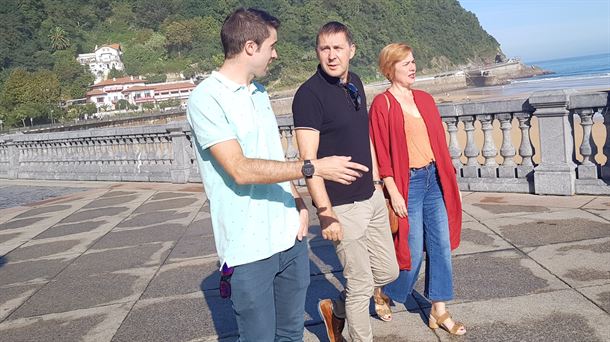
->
[187, 8, 368, 341]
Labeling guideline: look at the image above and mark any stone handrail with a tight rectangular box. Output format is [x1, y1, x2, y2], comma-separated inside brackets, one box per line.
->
[1, 90, 609, 195]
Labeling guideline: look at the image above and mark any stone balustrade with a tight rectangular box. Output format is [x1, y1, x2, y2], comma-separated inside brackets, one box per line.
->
[1, 90, 608, 195]
[438, 89, 609, 195]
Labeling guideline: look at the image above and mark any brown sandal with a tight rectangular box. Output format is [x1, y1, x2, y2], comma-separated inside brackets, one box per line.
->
[373, 288, 392, 322]
[429, 309, 466, 335]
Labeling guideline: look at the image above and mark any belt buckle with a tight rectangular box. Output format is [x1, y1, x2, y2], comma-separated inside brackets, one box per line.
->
[410, 161, 433, 171]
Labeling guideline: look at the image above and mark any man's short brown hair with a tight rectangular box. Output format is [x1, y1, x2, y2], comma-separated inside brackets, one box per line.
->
[316, 21, 354, 46]
[221, 8, 280, 59]
[378, 43, 413, 81]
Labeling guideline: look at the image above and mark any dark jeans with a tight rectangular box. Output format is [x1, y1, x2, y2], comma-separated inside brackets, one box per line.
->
[231, 238, 310, 342]
[384, 163, 454, 303]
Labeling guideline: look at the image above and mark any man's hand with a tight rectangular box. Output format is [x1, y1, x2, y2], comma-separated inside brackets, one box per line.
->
[317, 208, 343, 241]
[297, 206, 309, 241]
[312, 156, 369, 185]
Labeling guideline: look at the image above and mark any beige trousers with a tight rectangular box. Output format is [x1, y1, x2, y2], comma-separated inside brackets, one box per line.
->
[332, 188, 399, 342]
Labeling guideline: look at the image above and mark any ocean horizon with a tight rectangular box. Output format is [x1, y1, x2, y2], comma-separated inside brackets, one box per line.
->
[515, 52, 610, 90]
[527, 52, 610, 79]
[447, 53, 610, 99]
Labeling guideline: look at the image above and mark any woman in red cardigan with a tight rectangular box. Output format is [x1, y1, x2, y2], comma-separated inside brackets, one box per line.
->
[369, 43, 465, 335]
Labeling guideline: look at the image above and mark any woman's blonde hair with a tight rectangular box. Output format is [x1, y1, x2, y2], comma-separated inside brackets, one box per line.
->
[378, 43, 413, 81]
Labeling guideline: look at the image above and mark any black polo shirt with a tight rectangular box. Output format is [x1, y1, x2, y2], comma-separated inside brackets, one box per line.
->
[292, 65, 374, 206]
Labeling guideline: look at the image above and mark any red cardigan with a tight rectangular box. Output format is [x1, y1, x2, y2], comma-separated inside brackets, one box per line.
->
[369, 89, 462, 270]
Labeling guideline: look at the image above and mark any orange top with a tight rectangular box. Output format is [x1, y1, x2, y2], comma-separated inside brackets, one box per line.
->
[403, 114, 435, 168]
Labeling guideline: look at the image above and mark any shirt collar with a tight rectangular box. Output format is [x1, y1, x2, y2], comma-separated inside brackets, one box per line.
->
[211, 71, 260, 94]
[316, 64, 350, 86]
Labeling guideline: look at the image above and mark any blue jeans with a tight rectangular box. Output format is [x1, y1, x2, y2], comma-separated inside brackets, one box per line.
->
[384, 162, 454, 303]
[230, 238, 310, 342]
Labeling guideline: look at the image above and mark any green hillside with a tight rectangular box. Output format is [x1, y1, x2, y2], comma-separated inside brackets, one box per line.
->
[0, 0, 500, 128]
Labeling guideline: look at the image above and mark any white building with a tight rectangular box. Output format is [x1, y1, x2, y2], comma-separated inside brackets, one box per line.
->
[85, 76, 146, 110]
[85, 78, 195, 111]
[122, 81, 196, 109]
[77, 44, 125, 84]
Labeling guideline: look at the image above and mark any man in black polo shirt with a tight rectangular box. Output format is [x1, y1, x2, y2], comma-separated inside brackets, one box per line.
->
[293, 22, 399, 342]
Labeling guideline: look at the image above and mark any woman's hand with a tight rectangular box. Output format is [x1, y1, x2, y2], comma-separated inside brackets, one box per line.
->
[390, 193, 408, 218]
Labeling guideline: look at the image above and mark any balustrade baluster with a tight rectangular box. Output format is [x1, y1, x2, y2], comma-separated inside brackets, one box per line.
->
[282, 126, 299, 161]
[497, 113, 516, 178]
[515, 113, 534, 178]
[444, 117, 463, 173]
[478, 114, 497, 178]
[576, 108, 597, 179]
[460, 115, 479, 178]
[162, 135, 172, 164]
[281, 125, 303, 185]
[145, 136, 154, 165]
[600, 107, 610, 180]
[117, 136, 126, 164]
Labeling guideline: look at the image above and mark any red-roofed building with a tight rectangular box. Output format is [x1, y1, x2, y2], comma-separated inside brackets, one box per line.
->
[86, 78, 195, 111]
[122, 81, 195, 108]
[86, 76, 146, 110]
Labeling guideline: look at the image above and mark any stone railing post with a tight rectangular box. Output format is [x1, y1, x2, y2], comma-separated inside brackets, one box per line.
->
[603, 109, 610, 180]
[497, 113, 516, 178]
[576, 108, 597, 179]
[460, 115, 479, 178]
[515, 112, 535, 178]
[167, 126, 189, 183]
[444, 117, 463, 172]
[529, 90, 576, 195]
[477, 114, 497, 177]
[6, 139, 19, 179]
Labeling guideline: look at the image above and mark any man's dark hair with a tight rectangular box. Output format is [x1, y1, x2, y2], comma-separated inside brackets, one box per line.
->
[316, 21, 354, 46]
[221, 8, 280, 59]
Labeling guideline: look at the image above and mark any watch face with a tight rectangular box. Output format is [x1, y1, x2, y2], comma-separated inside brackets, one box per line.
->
[302, 163, 315, 177]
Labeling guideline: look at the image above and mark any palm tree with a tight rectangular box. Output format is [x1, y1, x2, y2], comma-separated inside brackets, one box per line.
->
[48, 27, 70, 50]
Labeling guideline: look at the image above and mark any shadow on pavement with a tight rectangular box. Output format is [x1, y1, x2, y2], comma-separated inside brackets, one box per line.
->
[200, 269, 238, 341]
[0, 255, 6, 268]
[305, 240, 345, 341]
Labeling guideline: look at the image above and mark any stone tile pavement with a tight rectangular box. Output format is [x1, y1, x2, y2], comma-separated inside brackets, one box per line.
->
[0, 179, 608, 341]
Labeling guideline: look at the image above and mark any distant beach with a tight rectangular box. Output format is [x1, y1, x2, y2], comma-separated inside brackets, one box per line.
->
[433, 53, 610, 103]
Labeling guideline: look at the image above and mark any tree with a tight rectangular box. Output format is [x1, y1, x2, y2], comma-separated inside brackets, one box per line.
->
[158, 98, 180, 109]
[115, 99, 130, 110]
[108, 67, 126, 79]
[53, 49, 94, 99]
[0, 69, 61, 127]
[0, 69, 31, 110]
[49, 26, 71, 50]
[144, 74, 166, 83]
[133, 0, 176, 30]
[164, 20, 193, 56]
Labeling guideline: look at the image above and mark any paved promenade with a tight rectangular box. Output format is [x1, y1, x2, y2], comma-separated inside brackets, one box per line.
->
[0, 179, 609, 342]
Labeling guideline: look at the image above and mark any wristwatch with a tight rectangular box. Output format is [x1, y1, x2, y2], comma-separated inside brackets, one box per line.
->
[301, 160, 315, 178]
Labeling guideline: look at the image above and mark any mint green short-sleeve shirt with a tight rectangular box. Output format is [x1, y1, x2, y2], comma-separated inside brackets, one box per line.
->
[187, 71, 300, 268]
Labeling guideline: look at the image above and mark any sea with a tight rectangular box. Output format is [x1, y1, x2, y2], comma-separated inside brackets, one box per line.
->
[450, 53, 610, 98]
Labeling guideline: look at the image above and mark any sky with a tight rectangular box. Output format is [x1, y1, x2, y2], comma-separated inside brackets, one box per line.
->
[458, 0, 610, 62]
